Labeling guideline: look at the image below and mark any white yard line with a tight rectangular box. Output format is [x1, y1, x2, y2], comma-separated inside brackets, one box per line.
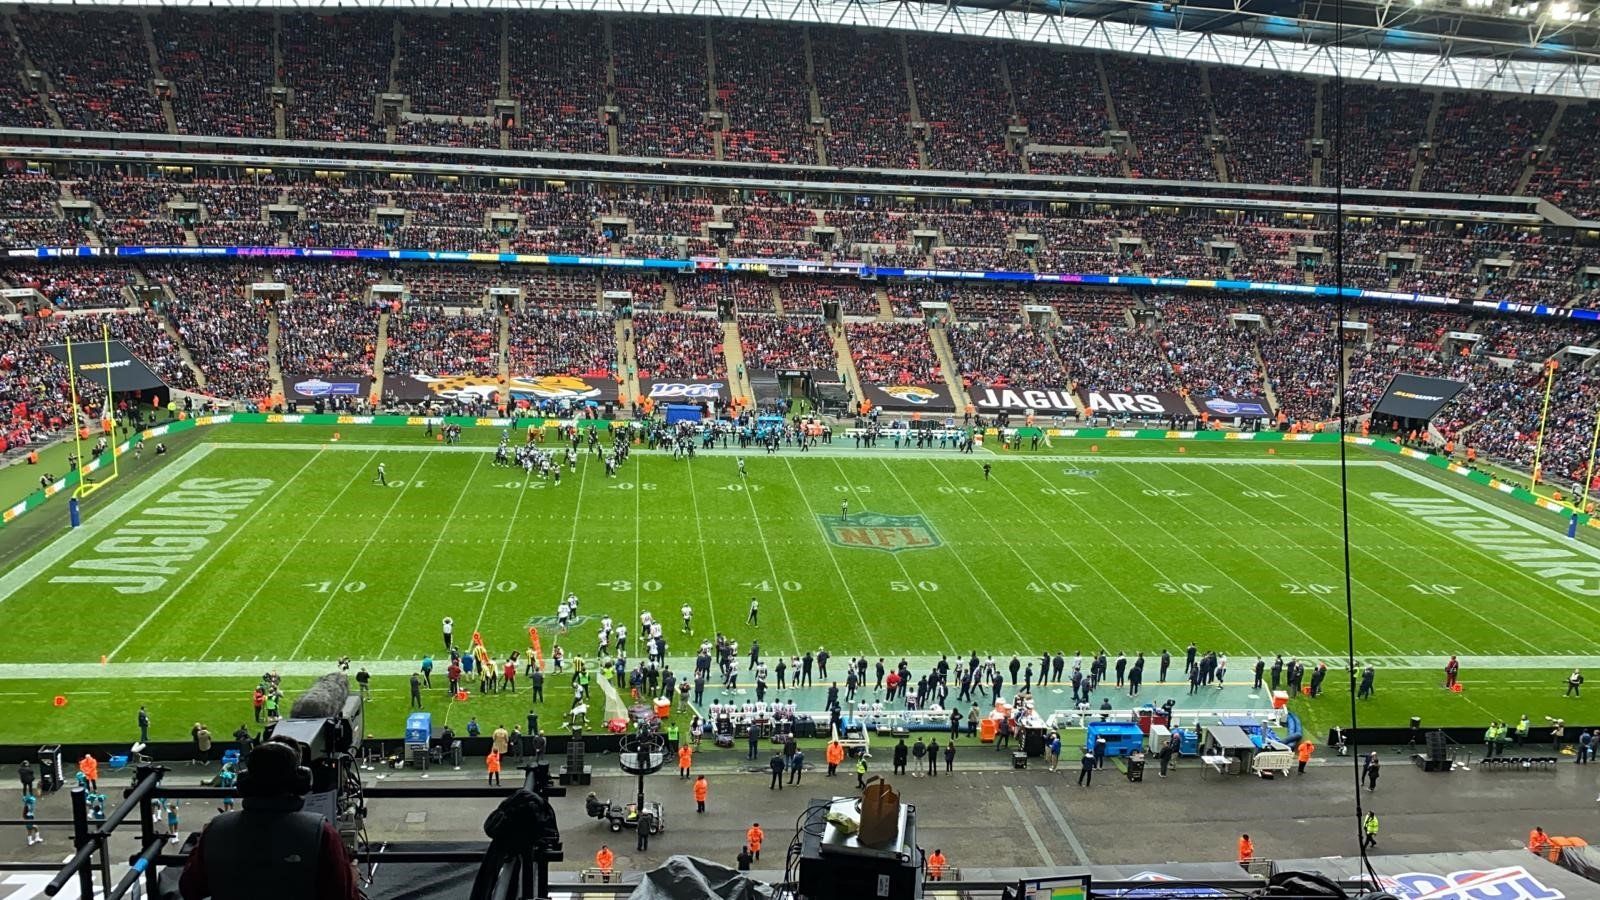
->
[1160, 463, 1409, 656]
[919, 460, 1111, 650]
[0, 443, 215, 605]
[875, 460, 1029, 648]
[1222, 463, 1547, 654]
[287, 453, 433, 659]
[1014, 460, 1265, 654]
[824, 458, 953, 652]
[201, 450, 381, 659]
[0, 652, 1591, 681]
[682, 458, 721, 640]
[1293, 464, 1598, 651]
[979, 459, 1179, 650]
[780, 458, 880, 655]
[737, 460, 802, 653]
[106, 449, 327, 662]
[376, 452, 488, 658]
[473, 456, 542, 640]
[1030, 459, 1331, 655]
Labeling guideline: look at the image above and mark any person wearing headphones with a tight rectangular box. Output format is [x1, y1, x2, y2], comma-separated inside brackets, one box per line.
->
[178, 738, 359, 900]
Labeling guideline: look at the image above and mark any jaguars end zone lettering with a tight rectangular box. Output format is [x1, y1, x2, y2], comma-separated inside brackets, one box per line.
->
[819, 512, 942, 553]
[47, 478, 273, 595]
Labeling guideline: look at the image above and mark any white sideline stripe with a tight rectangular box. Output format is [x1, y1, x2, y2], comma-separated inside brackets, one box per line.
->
[0, 653, 1591, 681]
[107, 449, 328, 662]
[1381, 461, 1600, 565]
[204, 441, 1374, 465]
[0, 444, 215, 605]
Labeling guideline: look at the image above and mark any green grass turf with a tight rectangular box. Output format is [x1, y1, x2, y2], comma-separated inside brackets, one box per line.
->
[1, 423, 1596, 744]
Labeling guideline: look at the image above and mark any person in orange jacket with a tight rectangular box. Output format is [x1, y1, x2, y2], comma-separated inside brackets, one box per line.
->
[826, 740, 845, 777]
[747, 823, 764, 861]
[485, 749, 501, 786]
[1529, 826, 1552, 856]
[927, 849, 948, 881]
[693, 775, 708, 813]
[596, 845, 615, 881]
[1238, 834, 1254, 866]
[678, 744, 693, 778]
[1296, 740, 1314, 775]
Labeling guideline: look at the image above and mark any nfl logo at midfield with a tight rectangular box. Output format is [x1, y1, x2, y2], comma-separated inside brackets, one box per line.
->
[819, 512, 942, 553]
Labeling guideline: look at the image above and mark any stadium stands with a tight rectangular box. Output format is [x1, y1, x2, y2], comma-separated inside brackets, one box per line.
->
[281, 12, 393, 143]
[507, 307, 616, 377]
[713, 24, 817, 165]
[738, 313, 838, 372]
[385, 306, 499, 376]
[946, 322, 1068, 389]
[507, 15, 609, 155]
[847, 321, 942, 385]
[152, 11, 276, 139]
[632, 312, 726, 380]
[812, 27, 919, 169]
[12, 9, 166, 133]
[612, 19, 712, 159]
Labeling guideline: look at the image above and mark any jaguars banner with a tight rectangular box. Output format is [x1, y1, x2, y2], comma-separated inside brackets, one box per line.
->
[863, 381, 956, 412]
[972, 384, 1078, 413]
[386, 373, 614, 405]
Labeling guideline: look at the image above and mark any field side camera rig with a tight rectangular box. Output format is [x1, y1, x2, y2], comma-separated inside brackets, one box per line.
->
[264, 672, 367, 852]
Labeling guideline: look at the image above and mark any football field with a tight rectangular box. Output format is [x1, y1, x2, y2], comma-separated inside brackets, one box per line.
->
[1, 424, 1596, 743]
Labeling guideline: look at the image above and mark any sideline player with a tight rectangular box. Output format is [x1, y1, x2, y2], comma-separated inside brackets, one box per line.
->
[738, 457, 746, 478]
[373, 461, 388, 486]
[682, 603, 693, 633]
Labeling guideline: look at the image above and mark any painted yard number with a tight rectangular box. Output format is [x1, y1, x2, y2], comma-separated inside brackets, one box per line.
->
[1282, 582, 1336, 595]
[743, 580, 803, 592]
[598, 580, 662, 592]
[1154, 581, 1210, 595]
[937, 485, 983, 495]
[1408, 583, 1462, 596]
[833, 485, 872, 493]
[1040, 487, 1088, 496]
[1242, 490, 1287, 499]
[890, 580, 939, 592]
[305, 581, 366, 594]
[1142, 489, 1191, 498]
[452, 580, 519, 593]
[611, 482, 657, 491]
[1027, 581, 1080, 593]
[496, 480, 546, 490]
[722, 483, 763, 492]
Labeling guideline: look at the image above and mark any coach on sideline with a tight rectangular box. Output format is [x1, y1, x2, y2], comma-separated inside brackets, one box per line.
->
[179, 739, 359, 900]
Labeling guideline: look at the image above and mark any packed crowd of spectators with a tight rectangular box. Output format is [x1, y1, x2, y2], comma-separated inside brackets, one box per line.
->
[612, 19, 712, 159]
[153, 263, 274, 399]
[777, 280, 880, 317]
[1212, 71, 1314, 186]
[1053, 320, 1177, 394]
[395, 14, 500, 117]
[507, 307, 616, 377]
[281, 12, 393, 143]
[812, 27, 920, 169]
[1104, 56, 1216, 181]
[1255, 301, 1337, 422]
[507, 15, 609, 155]
[153, 12, 276, 139]
[631, 312, 726, 380]
[714, 25, 817, 165]
[1148, 295, 1266, 401]
[1006, 46, 1118, 177]
[385, 307, 499, 376]
[847, 321, 942, 385]
[907, 37, 1013, 173]
[4, 265, 139, 310]
[1419, 95, 1553, 196]
[0, 316, 73, 449]
[0, 31, 52, 129]
[738, 313, 838, 372]
[1528, 104, 1600, 218]
[276, 297, 382, 376]
[946, 322, 1068, 389]
[1330, 85, 1430, 191]
[13, 9, 166, 133]
[522, 271, 599, 306]
[674, 276, 772, 312]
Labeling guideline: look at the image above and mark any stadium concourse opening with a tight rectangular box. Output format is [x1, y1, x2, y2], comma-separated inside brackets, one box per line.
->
[4, 1, 1600, 897]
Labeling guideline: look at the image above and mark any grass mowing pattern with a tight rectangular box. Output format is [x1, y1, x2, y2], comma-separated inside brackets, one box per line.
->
[1, 424, 1596, 743]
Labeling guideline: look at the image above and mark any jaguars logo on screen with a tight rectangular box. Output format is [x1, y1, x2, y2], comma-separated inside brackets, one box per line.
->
[818, 512, 942, 553]
[881, 385, 940, 406]
[1362, 866, 1562, 899]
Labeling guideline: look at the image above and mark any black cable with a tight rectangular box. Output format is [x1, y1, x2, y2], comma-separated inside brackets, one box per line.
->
[1328, 0, 1379, 883]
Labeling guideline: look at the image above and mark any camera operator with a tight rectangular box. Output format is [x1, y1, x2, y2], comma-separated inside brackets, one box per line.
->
[179, 738, 360, 900]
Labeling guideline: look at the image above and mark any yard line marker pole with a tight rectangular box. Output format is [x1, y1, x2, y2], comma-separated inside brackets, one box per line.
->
[1530, 359, 1558, 493]
[1579, 402, 1600, 517]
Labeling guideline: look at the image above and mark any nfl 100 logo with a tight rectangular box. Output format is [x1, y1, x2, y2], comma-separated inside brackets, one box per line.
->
[818, 512, 942, 553]
[1364, 866, 1563, 900]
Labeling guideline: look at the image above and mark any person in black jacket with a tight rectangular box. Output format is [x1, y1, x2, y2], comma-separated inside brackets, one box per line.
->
[737, 845, 753, 871]
[768, 753, 785, 790]
[893, 739, 908, 775]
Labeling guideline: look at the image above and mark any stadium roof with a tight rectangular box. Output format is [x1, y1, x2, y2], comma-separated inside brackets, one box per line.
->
[26, 0, 1600, 98]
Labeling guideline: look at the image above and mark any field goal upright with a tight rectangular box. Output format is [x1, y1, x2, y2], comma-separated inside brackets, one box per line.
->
[66, 323, 120, 500]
